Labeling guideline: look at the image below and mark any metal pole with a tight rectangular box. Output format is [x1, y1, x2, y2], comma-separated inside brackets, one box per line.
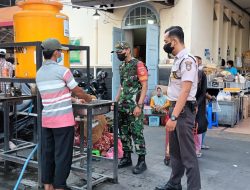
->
[36, 42, 43, 187]
[112, 102, 118, 183]
[86, 47, 90, 91]
[79, 118, 84, 168]
[3, 101, 10, 171]
[86, 107, 93, 190]
[33, 97, 37, 144]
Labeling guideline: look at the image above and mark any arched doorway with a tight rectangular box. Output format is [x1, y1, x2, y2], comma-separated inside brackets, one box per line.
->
[123, 4, 159, 27]
[112, 4, 160, 99]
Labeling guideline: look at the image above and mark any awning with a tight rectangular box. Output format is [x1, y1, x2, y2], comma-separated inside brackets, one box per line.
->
[0, 6, 20, 27]
[71, 0, 175, 9]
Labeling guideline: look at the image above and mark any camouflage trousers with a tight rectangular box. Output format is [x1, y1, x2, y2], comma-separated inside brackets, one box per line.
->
[118, 112, 146, 155]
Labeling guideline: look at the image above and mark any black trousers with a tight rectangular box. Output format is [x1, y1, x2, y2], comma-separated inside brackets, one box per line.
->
[169, 105, 201, 190]
[41, 126, 74, 189]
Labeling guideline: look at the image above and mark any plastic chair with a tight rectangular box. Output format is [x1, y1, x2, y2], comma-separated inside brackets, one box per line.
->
[206, 102, 218, 129]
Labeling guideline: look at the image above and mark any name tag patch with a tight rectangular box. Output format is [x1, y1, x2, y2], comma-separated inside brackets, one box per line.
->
[185, 61, 192, 71]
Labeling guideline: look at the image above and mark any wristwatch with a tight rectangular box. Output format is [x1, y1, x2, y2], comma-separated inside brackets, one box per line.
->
[137, 103, 143, 109]
[170, 114, 178, 121]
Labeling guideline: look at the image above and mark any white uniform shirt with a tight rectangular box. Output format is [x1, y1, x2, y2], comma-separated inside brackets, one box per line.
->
[167, 48, 198, 101]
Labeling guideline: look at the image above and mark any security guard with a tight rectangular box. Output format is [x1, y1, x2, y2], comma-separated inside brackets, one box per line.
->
[155, 26, 201, 190]
[112, 41, 148, 174]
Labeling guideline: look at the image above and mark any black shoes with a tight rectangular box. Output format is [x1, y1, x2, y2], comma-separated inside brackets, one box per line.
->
[118, 152, 132, 168]
[132, 155, 147, 174]
[164, 156, 170, 166]
[155, 182, 182, 190]
[118, 153, 147, 174]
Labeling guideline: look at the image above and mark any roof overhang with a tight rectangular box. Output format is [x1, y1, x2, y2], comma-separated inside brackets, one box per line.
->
[71, 0, 175, 10]
[227, 0, 250, 17]
[0, 6, 21, 27]
[0, 0, 16, 8]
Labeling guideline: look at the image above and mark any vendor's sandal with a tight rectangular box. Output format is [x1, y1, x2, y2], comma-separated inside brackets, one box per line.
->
[164, 155, 170, 166]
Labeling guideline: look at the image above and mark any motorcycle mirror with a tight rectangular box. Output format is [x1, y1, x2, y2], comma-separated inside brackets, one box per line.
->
[73, 69, 82, 78]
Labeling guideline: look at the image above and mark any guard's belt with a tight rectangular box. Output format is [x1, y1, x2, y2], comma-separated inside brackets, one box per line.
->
[169, 101, 197, 112]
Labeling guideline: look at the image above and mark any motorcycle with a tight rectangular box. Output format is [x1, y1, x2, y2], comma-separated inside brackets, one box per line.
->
[73, 69, 108, 100]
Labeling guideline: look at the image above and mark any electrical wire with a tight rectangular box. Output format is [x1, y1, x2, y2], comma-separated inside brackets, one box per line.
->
[62, 0, 152, 10]
[101, 11, 123, 22]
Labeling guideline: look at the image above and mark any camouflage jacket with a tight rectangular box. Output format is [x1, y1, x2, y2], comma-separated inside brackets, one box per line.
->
[119, 58, 142, 114]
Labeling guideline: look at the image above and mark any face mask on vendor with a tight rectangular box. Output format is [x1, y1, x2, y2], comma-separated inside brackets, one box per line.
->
[56, 50, 62, 63]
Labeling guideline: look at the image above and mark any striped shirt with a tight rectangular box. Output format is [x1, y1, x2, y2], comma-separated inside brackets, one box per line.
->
[0, 58, 14, 93]
[36, 60, 78, 128]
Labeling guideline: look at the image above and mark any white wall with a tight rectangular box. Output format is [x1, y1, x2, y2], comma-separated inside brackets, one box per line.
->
[62, 5, 124, 67]
[63, 1, 194, 67]
[157, 0, 193, 64]
[62, 6, 99, 67]
[63, 0, 250, 67]
[213, 0, 250, 65]
[190, 0, 214, 64]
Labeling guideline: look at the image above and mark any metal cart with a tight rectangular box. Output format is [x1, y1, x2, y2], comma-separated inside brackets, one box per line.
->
[0, 42, 116, 189]
[71, 100, 118, 190]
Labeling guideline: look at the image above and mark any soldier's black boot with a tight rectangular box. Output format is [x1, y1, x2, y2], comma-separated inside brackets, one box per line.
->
[132, 155, 147, 174]
[118, 152, 132, 168]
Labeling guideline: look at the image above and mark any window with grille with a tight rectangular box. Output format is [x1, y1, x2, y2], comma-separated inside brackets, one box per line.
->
[124, 6, 158, 27]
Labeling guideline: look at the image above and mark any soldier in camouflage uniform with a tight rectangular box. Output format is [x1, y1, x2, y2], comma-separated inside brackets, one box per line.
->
[112, 41, 148, 174]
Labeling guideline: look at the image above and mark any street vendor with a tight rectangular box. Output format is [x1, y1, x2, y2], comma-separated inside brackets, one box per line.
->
[150, 86, 170, 114]
[0, 49, 14, 93]
[36, 38, 92, 190]
[0, 49, 16, 150]
[225, 60, 238, 76]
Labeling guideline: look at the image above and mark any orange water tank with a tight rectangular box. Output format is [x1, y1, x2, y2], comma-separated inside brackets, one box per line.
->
[14, 0, 70, 78]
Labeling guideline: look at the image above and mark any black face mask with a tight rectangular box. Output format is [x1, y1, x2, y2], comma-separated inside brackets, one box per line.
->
[117, 53, 126, 61]
[163, 42, 174, 54]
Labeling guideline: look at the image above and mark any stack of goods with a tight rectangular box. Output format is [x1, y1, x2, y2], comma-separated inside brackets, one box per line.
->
[74, 115, 115, 157]
[203, 63, 217, 75]
[245, 73, 250, 81]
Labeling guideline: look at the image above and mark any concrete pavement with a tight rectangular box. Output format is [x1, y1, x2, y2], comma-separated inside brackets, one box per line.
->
[1, 125, 250, 190]
[94, 126, 250, 190]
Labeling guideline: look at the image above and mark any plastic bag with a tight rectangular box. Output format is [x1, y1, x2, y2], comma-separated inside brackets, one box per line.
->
[212, 101, 221, 112]
[217, 91, 226, 101]
[105, 138, 124, 159]
[224, 91, 231, 101]
[217, 90, 231, 101]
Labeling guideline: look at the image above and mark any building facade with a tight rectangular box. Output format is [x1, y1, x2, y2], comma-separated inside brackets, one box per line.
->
[0, 0, 249, 99]
[62, 0, 250, 98]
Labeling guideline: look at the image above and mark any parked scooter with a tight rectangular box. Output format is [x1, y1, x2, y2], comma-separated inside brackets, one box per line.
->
[73, 69, 108, 100]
